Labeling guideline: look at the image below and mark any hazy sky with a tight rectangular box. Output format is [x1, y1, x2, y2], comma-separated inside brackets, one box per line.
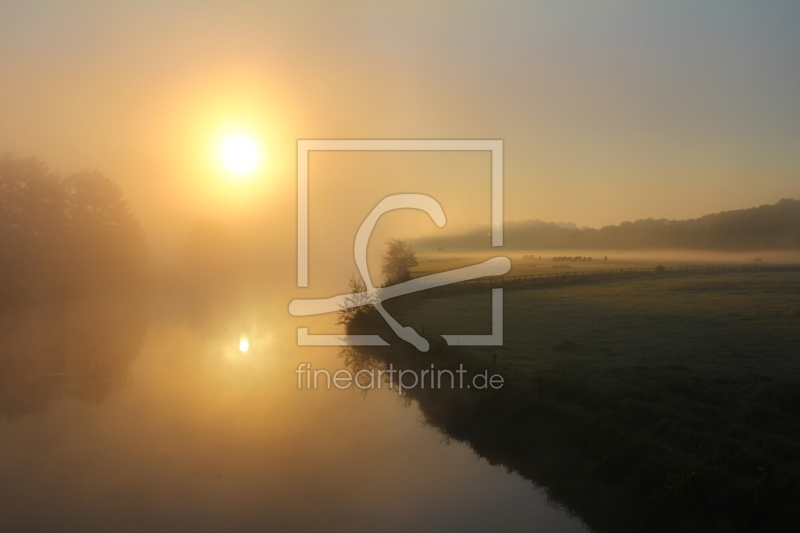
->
[2, 1, 799, 267]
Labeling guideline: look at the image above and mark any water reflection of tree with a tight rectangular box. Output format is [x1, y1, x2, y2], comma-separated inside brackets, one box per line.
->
[0, 154, 149, 416]
[0, 296, 148, 417]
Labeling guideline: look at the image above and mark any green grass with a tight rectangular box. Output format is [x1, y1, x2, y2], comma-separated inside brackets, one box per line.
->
[346, 271, 800, 532]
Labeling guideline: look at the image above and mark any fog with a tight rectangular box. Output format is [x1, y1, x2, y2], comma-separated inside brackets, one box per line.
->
[2, 1, 800, 282]
[3, 3, 800, 532]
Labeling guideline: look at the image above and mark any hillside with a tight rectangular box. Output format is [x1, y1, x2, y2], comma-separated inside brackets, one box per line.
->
[415, 198, 800, 251]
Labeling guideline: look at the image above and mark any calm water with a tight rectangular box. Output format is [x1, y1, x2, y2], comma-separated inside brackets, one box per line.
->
[0, 293, 589, 532]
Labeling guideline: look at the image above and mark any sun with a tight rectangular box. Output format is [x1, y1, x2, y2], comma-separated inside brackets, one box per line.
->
[219, 132, 261, 176]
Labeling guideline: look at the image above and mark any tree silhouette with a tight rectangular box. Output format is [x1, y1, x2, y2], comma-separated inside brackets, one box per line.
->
[415, 198, 800, 251]
[0, 154, 149, 416]
[0, 154, 147, 299]
[382, 238, 418, 286]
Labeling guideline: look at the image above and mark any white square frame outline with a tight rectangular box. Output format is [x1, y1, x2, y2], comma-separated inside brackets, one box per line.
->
[296, 139, 504, 347]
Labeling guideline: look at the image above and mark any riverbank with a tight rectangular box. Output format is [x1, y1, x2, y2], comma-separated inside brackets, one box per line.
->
[344, 270, 800, 532]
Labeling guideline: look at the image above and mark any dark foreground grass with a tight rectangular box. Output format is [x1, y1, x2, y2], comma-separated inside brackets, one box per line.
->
[344, 271, 800, 533]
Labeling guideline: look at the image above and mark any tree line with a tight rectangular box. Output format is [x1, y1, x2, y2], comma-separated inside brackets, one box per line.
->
[0, 154, 147, 300]
[416, 199, 800, 251]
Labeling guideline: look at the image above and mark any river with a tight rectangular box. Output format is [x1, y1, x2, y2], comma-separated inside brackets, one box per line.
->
[0, 293, 589, 532]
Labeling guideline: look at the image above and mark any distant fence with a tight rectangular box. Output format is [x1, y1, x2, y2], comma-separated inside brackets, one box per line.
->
[424, 263, 800, 295]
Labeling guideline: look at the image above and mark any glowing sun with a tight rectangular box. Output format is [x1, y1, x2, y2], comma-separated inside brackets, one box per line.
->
[219, 133, 261, 176]
[239, 335, 250, 353]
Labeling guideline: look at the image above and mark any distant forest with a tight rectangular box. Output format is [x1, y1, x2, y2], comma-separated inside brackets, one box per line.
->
[415, 199, 800, 251]
[0, 154, 147, 300]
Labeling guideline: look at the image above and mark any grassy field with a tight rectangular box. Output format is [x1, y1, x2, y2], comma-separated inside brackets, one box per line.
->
[346, 270, 800, 532]
[411, 249, 800, 279]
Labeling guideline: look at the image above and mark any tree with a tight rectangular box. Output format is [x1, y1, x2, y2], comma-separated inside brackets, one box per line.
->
[381, 238, 417, 286]
[0, 153, 147, 298]
[0, 155, 148, 414]
[337, 274, 377, 327]
[66, 170, 148, 286]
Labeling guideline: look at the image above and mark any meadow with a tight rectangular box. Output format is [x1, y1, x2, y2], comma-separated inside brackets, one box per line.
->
[411, 249, 800, 279]
[346, 266, 800, 532]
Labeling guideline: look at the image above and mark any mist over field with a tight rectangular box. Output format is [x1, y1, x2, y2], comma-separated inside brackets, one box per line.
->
[2, 2, 800, 533]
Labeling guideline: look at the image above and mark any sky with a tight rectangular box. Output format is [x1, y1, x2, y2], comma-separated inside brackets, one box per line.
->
[1, 1, 799, 274]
